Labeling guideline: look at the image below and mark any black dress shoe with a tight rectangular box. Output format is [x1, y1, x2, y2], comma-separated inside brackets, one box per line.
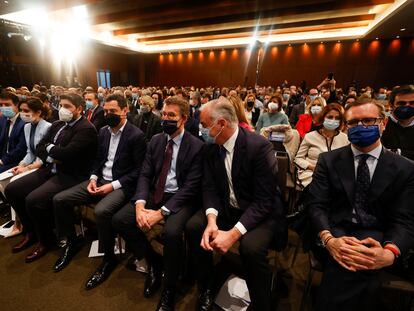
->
[53, 237, 84, 272]
[156, 288, 175, 311]
[197, 288, 214, 311]
[25, 243, 49, 263]
[12, 233, 36, 253]
[143, 262, 162, 297]
[85, 259, 117, 290]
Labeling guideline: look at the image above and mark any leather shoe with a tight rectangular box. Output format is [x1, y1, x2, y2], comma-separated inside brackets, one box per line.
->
[143, 262, 162, 297]
[25, 243, 49, 263]
[12, 233, 36, 253]
[197, 288, 214, 311]
[53, 237, 84, 272]
[156, 288, 175, 311]
[85, 259, 117, 290]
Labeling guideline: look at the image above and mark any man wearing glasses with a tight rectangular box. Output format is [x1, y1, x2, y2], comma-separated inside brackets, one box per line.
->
[112, 96, 204, 310]
[307, 98, 414, 311]
[382, 84, 414, 160]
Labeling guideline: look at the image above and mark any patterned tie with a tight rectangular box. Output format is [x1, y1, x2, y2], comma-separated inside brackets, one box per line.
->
[354, 154, 377, 226]
[153, 139, 174, 204]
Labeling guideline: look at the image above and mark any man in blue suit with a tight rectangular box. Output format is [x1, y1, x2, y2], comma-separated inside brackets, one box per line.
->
[113, 96, 204, 310]
[52, 94, 147, 287]
[0, 92, 27, 173]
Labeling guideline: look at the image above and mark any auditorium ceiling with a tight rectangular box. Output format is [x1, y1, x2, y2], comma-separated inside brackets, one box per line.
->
[0, 0, 413, 53]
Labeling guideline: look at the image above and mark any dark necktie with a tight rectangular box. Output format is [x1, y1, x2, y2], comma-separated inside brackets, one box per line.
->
[354, 154, 377, 226]
[29, 123, 38, 153]
[153, 139, 174, 204]
[55, 124, 68, 145]
[1, 119, 11, 156]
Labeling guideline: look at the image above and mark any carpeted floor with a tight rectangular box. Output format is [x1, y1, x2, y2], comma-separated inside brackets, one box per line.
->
[0, 216, 311, 311]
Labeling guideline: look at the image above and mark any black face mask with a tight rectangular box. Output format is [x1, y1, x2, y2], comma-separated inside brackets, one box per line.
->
[161, 120, 179, 135]
[105, 113, 121, 128]
[247, 101, 254, 108]
[394, 106, 414, 120]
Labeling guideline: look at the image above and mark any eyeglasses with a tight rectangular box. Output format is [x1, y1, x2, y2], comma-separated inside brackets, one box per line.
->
[346, 117, 383, 127]
[395, 100, 414, 107]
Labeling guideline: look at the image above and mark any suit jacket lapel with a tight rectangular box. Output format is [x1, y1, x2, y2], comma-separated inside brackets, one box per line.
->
[231, 128, 245, 182]
[368, 148, 397, 203]
[335, 145, 356, 205]
[176, 131, 189, 180]
[113, 123, 129, 163]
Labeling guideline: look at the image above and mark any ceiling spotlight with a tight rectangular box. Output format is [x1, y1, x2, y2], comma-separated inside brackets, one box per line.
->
[376, 37, 379, 40]
[288, 44, 291, 46]
[400, 28, 406, 31]
[396, 35, 400, 39]
[4, 0, 9, 4]
[337, 40, 341, 43]
[304, 43, 307, 45]
[320, 41, 324, 44]
[23, 35, 32, 41]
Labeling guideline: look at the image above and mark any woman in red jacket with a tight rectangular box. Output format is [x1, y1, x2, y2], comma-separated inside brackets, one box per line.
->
[296, 96, 326, 138]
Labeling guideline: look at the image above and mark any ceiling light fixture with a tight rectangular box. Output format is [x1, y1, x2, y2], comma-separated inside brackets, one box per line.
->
[396, 35, 400, 38]
[400, 28, 406, 31]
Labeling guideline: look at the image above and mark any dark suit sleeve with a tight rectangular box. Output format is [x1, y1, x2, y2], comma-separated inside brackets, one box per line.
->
[238, 141, 280, 231]
[202, 148, 224, 215]
[93, 109, 106, 132]
[132, 139, 155, 202]
[1, 125, 26, 166]
[90, 129, 106, 177]
[384, 165, 414, 254]
[35, 123, 56, 164]
[164, 144, 203, 213]
[118, 131, 147, 191]
[306, 154, 333, 233]
[48, 126, 97, 162]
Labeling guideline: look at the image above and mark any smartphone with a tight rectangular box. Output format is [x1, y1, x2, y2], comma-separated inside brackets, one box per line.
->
[328, 73, 334, 80]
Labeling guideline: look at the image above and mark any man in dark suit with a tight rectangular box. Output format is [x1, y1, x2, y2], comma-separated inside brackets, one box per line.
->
[0, 92, 27, 173]
[51, 94, 147, 287]
[5, 93, 98, 263]
[84, 92, 105, 131]
[307, 98, 414, 311]
[186, 98, 286, 311]
[113, 96, 204, 310]
[289, 88, 318, 127]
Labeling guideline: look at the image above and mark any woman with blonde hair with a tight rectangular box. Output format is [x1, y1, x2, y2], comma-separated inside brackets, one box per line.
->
[243, 93, 260, 127]
[228, 95, 253, 131]
[296, 96, 326, 138]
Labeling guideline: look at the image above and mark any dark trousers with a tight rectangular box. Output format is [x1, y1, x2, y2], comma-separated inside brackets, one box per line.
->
[53, 179, 128, 255]
[316, 226, 384, 311]
[185, 208, 278, 311]
[112, 193, 196, 288]
[4, 167, 83, 245]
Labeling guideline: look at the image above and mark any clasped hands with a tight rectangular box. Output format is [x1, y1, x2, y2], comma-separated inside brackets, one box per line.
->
[326, 236, 395, 272]
[87, 179, 113, 196]
[200, 217, 241, 254]
[135, 203, 164, 231]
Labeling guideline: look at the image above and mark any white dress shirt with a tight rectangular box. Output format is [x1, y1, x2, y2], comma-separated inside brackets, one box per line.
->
[205, 127, 248, 235]
[90, 121, 127, 190]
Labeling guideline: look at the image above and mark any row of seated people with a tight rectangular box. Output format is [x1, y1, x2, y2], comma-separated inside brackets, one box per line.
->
[0, 86, 413, 311]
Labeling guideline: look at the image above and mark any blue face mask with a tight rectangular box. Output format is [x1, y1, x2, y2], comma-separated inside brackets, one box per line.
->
[200, 123, 222, 144]
[377, 94, 386, 100]
[309, 95, 317, 101]
[85, 100, 94, 110]
[348, 125, 380, 147]
[0, 106, 16, 119]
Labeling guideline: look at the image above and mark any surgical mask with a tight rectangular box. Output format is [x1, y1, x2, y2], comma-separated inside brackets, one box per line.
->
[200, 123, 223, 144]
[189, 99, 194, 106]
[377, 94, 386, 100]
[140, 105, 150, 114]
[104, 113, 122, 128]
[161, 120, 179, 135]
[85, 100, 94, 110]
[310, 105, 322, 115]
[0, 106, 16, 119]
[132, 93, 138, 99]
[98, 93, 104, 100]
[20, 113, 34, 123]
[59, 107, 73, 122]
[394, 106, 414, 120]
[283, 94, 290, 101]
[309, 95, 317, 101]
[348, 125, 380, 147]
[323, 118, 340, 130]
[268, 102, 278, 112]
[19, 94, 27, 101]
[385, 111, 392, 118]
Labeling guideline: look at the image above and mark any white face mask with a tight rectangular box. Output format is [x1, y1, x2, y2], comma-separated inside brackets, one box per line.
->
[310, 105, 322, 115]
[59, 107, 73, 122]
[268, 102, 278, 112]
[20, 113, 34, 123]
[323, 118, 340, 130]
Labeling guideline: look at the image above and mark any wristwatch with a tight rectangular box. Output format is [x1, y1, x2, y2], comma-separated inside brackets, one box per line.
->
[160, 208, 171, 218]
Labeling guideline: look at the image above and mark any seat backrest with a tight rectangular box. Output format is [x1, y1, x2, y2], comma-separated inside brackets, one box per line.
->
[276, 154, 289, 199]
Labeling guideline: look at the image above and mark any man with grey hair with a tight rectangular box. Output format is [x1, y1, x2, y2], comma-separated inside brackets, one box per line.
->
[186, 98, 286, 311]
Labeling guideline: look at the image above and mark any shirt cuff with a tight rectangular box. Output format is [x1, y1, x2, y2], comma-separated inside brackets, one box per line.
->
[46, 156, 54, 163]
[111, 180, 122, 190]
[46, 144, 55, 153]
[135, 199, 146, 205]
[234, 222, 247, 235]
[90, 175, 98, 181]
[161, 206, 171, 213]
[0, 160, 3, 165]
[205, 208, 218, 216]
